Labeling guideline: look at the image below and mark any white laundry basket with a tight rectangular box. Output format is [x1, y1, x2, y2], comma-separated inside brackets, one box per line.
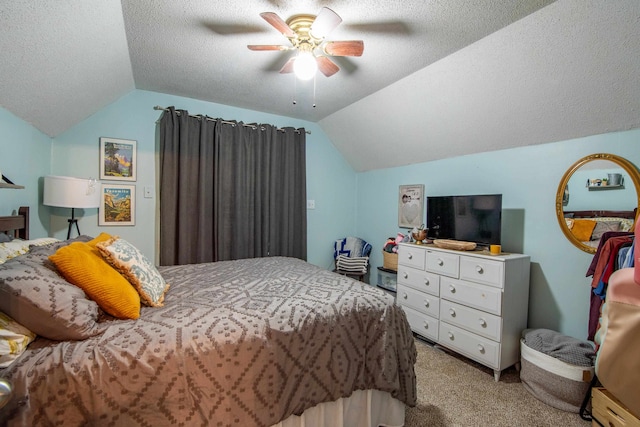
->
[520, 337, 595, 413]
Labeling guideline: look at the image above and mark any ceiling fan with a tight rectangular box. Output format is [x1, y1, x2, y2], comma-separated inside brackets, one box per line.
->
[247, 7, 364, 80]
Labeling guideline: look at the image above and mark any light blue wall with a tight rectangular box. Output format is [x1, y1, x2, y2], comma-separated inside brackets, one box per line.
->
[50, 90, 357, 267]
[0, 107, 51, 238]
[356, 128, 640, 340]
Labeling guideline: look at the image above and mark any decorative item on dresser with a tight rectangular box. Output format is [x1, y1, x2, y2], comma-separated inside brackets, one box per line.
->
[396, 242, 531, 381]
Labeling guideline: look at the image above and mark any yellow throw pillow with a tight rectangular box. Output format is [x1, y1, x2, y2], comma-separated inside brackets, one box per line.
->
[87, 232, 113, 248]
[570, 219, 597, 242]
[49, 242, 140, 320]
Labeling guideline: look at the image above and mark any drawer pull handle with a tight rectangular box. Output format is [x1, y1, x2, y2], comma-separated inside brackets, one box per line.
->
[476, 265, 484, 274]
[423, 321, 429, 330]
[424, 278, 430, 286]
[449, 308, 456, 317]
[479, 318, 487, 327]
[437, 258, 444, 266]
[449, 284, 456, 293]
[477, 344, 485, 353]
[402, 293, 408, 300]
[402, 272, 408, 279]
[424, 300, 430, 308]
[448, 332, 454, 340]
[408, 253, 413, 260]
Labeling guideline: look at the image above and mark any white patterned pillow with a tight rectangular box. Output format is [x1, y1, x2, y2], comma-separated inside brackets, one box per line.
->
[0, 238, 61, 264]
[0, 311, 36, 368]
[0, 240, 30, 264]
[96, 236, 169, 307]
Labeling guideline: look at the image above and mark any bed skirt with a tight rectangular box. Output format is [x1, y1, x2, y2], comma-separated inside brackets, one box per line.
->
[273, 390, 405, 427]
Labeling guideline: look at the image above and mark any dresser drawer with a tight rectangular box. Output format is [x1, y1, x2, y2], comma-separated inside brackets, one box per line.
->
[460, 257, 504, 289]
[440, 299, 502, 342]
[425, 250, 459, 278]
[440, 277, 502, 316]
[397, 266, 439, 296]
[439, 322, 499, 369]
[402, 305, 439, 342]
[398, 245, 426, 270]
[397, 284, 440, 318]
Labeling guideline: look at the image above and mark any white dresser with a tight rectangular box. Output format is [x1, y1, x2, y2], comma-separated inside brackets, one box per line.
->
[397, 242, 530, 381]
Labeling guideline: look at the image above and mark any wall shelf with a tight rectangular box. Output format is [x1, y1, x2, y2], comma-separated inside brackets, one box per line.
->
[0, 175, 24, 189]
[0, 183, 24, 189]
[587, 184, 624, 191]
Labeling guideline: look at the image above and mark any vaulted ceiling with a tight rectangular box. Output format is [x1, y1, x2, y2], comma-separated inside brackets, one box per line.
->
[1, 1, 639, 171]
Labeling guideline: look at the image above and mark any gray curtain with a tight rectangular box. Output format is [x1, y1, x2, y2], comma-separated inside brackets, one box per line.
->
[159, 107, 307, 265]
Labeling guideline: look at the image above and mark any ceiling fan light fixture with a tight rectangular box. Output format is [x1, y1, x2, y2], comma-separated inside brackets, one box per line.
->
[293, 51, 317, 80]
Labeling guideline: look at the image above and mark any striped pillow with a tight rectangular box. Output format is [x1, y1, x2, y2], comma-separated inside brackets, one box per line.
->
[336, 255, 369, 273]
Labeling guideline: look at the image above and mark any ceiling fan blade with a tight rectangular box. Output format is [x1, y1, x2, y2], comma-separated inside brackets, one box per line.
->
[248, 44, 291, 51]
[260, 12, 295, 38]
[279, 57, 296, 74]
[323, 40, 364, 57]
[310, 7, 342, 39]
[316, 56, 340, 77]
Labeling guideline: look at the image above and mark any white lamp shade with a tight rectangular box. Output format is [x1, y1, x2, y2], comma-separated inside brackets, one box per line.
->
[43, 175, 100, 209]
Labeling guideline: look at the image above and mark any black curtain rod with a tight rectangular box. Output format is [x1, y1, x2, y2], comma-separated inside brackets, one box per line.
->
[153, 106, 310, 135]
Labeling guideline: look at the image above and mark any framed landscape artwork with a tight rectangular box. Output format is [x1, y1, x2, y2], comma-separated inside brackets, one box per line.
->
[398, 184, 425, 228]
[99, 184, 135, 226]
[100, 137, 137, 181]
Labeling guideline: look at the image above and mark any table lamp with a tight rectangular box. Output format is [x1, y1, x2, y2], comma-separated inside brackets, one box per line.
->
[43, 175, 100, 239]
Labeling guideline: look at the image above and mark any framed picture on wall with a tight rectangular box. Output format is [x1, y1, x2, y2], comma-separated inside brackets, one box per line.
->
[398, 184, 425, 228]
[99, 184, 135, 226]
[99, 137, 137, 181]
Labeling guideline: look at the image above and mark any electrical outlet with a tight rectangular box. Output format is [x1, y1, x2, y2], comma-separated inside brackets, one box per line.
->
[307, 200, 315, 209]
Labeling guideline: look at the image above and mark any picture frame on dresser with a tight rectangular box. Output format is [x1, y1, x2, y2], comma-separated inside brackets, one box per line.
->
[398, 184, 424, 228]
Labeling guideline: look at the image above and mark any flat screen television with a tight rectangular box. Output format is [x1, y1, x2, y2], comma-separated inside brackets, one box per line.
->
[426, 194, 502, 246]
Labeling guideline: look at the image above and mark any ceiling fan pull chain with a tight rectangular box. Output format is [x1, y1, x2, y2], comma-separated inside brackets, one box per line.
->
[313, 74, 317, 108]
[292, 73, 297, 105]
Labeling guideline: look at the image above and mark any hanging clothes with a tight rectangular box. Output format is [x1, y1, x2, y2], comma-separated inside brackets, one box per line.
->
[586, 231, 634, 340]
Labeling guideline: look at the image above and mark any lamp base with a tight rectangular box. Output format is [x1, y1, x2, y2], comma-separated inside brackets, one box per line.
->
[66, 207, 81, 240]
[67, 219, 80, 240]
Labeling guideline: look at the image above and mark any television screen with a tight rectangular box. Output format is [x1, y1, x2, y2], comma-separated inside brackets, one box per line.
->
[426, 194, 502, 246]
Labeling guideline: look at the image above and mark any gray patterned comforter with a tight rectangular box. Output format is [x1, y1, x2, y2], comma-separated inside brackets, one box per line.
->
[1, 257, 416, 426]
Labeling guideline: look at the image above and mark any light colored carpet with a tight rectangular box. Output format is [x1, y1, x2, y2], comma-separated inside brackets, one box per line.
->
[404, 338, 590, 426]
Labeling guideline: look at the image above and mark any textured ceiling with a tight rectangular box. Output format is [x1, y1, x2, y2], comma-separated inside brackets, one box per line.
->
[1, 1, 639, 172]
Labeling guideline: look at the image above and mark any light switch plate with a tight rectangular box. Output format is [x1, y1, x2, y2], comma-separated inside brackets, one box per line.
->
[144, 186, 154, 199]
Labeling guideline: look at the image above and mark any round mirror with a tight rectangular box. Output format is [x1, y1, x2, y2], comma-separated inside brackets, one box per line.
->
[556, 153, 640, 253]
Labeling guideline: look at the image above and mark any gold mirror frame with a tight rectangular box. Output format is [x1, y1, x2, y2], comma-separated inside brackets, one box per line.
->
[556, 153, 640, 253]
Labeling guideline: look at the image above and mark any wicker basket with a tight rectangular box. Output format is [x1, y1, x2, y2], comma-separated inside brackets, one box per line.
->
[382, 251, 398, 271]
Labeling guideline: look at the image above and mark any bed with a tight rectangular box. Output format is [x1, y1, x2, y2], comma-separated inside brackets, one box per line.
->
[563, 209, 636, 248]
[0, 207, 416, 426]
